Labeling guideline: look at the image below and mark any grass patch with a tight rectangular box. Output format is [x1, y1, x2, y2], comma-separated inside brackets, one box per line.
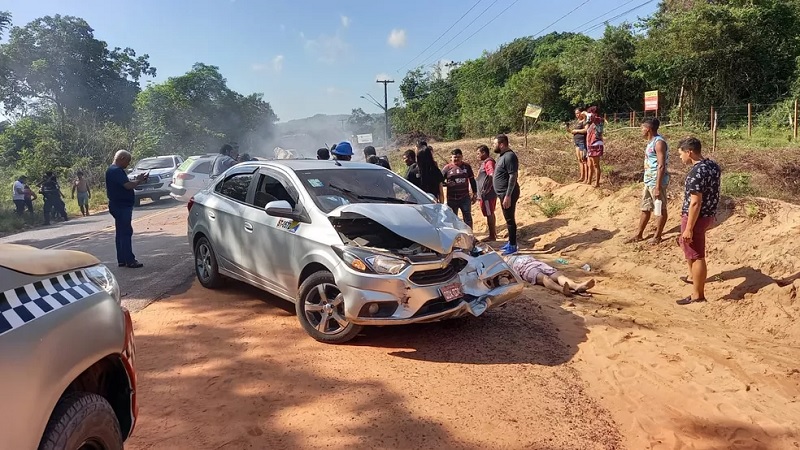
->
[721, 172, 756, 198]
[532, 193, 573, 218]
[744, 202, 761, 219]
[0, 190, 109, 235]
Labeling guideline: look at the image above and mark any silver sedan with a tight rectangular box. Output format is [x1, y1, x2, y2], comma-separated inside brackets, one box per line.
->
[187, 159, 523, 344]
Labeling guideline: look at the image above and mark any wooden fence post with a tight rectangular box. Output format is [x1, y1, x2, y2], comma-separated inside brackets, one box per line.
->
[523, 117, 528, 150]
[710, 106, 714, 132]
[713, 111, 718, 152]
[613, 112, 618, 123]
[794, 99, 798, 141]
[747, 103, 752, 137]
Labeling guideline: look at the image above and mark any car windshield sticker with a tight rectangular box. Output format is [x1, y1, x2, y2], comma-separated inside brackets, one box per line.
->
[0, 270, 100, 337]
[276, 218, 300, 233]
[308, 179, 323, 188]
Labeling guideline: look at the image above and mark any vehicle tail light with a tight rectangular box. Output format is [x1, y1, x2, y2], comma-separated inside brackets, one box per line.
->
[177, 172, 195, 180]
[187, 197, 195, 211]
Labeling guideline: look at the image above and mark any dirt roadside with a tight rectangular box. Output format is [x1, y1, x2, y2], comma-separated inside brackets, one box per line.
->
[124, 170, 800, 449]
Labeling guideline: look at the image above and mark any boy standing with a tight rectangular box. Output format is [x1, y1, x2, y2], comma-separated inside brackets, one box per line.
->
[476, 144, 497, 241]
[441, 148, 477, 228]
[72, 171, 91, 216]
[626, 118, 669, 245]
[676, 137, 721, 305]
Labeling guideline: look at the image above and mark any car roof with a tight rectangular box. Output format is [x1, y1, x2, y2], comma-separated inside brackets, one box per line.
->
[236, 159, 387, 172]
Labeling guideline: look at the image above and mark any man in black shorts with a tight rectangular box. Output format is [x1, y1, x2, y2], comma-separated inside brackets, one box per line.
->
[493, 134, 521, 255]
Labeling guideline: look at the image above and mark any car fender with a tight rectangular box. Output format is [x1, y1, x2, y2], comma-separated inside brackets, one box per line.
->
[0, 273, 126, 449]
[295, 250, 343, 300]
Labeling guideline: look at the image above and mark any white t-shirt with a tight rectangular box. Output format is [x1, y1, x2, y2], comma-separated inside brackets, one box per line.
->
[12, 180, 25, 201]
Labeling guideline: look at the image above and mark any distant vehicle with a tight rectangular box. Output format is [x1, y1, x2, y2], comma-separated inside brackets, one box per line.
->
[170, 154, 216, 203]
[0, 243, 137, 449]
[128, 155, 183, 206]
[186, 160, 523, 344]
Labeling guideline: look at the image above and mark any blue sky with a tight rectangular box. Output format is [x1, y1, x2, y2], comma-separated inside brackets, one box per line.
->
[2, 0, 658, 121]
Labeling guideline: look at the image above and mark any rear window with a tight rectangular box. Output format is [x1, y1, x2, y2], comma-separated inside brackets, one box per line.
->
[178, 158, 195, 171]
[136, 157, 175, 170]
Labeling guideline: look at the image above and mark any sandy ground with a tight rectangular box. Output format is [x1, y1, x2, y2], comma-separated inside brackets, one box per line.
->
[124, 171, 800, 450]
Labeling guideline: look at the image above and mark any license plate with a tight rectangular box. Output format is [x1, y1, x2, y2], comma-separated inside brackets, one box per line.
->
[441, 282, 463, 301]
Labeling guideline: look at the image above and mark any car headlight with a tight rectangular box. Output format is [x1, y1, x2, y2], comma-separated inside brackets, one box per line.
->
[84, 264, 121, 304]
[364, 255, 407, 275]
[452, 233, 474, 251]
[333, 246, 408, 275]
[161, 172, 174, 179]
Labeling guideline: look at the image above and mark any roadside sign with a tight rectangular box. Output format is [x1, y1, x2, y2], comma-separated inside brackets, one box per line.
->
[356, 134, 373, 144]
[524, 104, 543, 119]
[644, 90, 659, 111]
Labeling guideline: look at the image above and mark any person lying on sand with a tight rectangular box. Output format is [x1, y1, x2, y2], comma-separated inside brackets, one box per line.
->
[503, 254, 595, 296]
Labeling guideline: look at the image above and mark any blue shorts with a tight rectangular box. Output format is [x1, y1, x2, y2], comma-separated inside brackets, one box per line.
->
[575, 141, 588, 160]
[77, 191, 89, 206]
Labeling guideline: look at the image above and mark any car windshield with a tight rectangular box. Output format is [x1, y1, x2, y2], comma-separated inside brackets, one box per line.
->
[296, 168, 434, 213]
[136, 157, 174, 170]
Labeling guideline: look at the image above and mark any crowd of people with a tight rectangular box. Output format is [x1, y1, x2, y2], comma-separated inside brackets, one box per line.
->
[11, 171, 86, 225]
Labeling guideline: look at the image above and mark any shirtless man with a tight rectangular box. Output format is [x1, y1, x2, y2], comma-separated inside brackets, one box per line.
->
[504, 254, 595, 296]
[71, 171, 91, 216]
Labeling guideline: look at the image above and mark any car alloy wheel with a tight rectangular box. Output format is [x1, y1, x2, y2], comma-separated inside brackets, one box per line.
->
[305, 283, 349, 335]
[194, 237, 223, 288]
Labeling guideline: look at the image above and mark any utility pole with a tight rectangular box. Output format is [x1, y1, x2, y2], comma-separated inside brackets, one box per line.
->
[339, 118, 347, 131]
[376, 79, 394, 149]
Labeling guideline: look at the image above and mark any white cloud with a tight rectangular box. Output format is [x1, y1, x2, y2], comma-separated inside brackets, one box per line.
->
[341, 15, 350, 28]
[304, 32, 351, 64]
[272, 55, 284, 72]
[388, 29, 407, 48]
[375, 73, 393, 82]
[251, 63, 268, 72]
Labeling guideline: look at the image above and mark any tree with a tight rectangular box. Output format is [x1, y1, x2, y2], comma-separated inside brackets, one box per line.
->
[134, 63, 278, 158]
[348, 108, 375, 134]
[0, 15, 156, 125]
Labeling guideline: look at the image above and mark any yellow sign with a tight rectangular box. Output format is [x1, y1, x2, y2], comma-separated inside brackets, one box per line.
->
[524, 104, 543, 119]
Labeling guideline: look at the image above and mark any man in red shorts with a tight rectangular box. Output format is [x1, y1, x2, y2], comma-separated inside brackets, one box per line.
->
[475, 144, 497, 241]
[676, 137, 721, 305]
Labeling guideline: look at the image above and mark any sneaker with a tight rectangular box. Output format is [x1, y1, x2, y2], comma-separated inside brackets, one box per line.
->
[500, 242, 511, 251]
[125, 260, 144, 268]
[501, 245, 518, 256]
[118, 263, 126, 267]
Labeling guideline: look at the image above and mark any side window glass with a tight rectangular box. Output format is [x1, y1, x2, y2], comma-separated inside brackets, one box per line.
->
[216, 173, 253, 202]
[194, 161, 211, 174]
[252, 173, 298, 209]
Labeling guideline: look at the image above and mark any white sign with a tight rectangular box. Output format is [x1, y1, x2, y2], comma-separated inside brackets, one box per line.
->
[356, 134, 373, 144]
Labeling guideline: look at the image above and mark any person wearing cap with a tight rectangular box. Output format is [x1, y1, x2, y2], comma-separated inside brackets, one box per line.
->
[331, 141, 353, 161]
[363, 145, 391, 170]
[12, 175, 28, 216]
[317, 147, 330, 160]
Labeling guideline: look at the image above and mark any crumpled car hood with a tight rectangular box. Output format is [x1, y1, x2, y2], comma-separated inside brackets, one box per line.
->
[328, 203, 472, 254]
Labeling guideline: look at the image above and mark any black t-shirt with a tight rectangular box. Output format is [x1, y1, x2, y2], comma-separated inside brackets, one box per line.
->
[377, 156, 391, 170]
[493, 150, 519, 196]
[572, 119, 587, 146]
[405, 163, 420, 188]
[682, 159, 722, 217]
[419, 167, 444, 198]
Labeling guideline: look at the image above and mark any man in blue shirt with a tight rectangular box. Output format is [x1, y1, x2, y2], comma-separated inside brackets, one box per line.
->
[106, 150, 148, 268]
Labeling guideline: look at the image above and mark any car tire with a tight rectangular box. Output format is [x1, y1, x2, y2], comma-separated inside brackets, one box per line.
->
[38, 392, 123, 450]
[296, 271, 362, 344]
[194, 236, 224, 289]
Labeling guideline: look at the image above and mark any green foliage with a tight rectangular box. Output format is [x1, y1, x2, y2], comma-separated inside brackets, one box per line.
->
[133, 63, 278, 158]
[533, 194, 573, 218]
[721, 172, 756, 198]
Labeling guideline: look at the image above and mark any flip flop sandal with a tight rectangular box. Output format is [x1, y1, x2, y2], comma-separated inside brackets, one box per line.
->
[679, 276, 692, 284]
[676, 296, 706, 305]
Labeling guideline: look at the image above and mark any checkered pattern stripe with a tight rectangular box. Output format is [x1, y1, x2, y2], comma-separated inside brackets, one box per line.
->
[0, 270, 100, 337]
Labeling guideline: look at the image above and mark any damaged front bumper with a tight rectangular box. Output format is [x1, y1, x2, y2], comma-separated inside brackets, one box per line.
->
[337, 250, 524, 326]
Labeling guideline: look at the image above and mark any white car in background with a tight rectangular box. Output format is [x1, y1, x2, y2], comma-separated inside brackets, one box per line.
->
[170, 154, 216, 202]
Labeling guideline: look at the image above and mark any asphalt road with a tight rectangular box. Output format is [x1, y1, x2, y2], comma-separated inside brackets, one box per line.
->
[0, 199, 194, 312]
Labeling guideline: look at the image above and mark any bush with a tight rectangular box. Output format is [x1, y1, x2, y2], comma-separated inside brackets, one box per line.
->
[532, 194, 573, 218]
[721, 172, 756, 197]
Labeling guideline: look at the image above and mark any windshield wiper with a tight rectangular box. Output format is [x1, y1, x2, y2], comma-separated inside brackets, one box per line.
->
[328, 184, 416, 204]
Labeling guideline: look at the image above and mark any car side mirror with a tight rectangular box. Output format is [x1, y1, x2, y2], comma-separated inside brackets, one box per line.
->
[265, 200, 295, 219]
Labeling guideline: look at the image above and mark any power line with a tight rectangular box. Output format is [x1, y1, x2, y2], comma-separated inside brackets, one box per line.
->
[395, 0, 484, 73]
[416, 0, 502, 69]
[569, 0, 637, 33]
[423, 0, 521, 68]
[532, 0, 592, 38]
[583, 0, 655, 34]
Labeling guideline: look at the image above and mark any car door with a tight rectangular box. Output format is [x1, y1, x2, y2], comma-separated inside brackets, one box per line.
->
[206, 167, 258, 274]
[239, 168, 306, 298]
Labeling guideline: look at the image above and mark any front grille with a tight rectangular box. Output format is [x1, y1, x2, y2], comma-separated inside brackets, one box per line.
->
[412, 298, 463, 318]
[409, 258, 468, 286]
[135, 182, 164, 190]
